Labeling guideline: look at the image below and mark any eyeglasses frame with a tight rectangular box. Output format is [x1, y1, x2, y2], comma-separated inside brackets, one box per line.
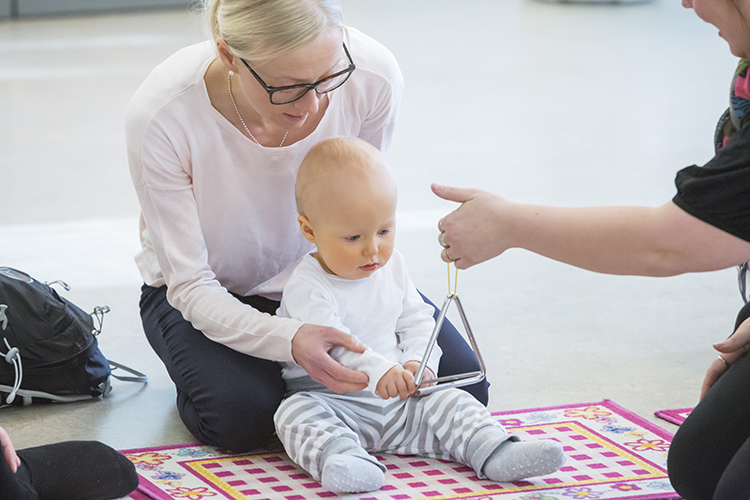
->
[240, 43, 355, 105]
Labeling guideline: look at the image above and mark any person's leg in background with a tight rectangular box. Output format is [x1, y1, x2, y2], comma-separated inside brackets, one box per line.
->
[1, 438, 138, 500]
[419, 291, 490, 405]
[668, 302, 750, 499]
[140, 285, 286, 453]
[0, 436, 35, 500]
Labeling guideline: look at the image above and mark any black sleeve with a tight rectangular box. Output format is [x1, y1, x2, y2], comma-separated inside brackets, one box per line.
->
[673, 123, 750, 243]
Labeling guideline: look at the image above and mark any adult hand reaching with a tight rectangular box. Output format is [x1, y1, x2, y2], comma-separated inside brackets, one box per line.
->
[434, 184, 750, 276]
[432, 184, 513, 269]
[700, 315, 750, 399]
[292, 324, 370, 393]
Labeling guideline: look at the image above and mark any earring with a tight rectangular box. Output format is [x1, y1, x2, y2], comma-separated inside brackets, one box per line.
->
[228, 70, 234, 76]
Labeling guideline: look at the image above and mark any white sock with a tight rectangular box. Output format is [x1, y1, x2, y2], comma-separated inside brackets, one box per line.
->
[483, 440, 566, 482]
[320, 454, 385, 493]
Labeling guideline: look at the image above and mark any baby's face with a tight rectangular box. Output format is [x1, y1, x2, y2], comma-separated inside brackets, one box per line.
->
[311, 187, 396, 280]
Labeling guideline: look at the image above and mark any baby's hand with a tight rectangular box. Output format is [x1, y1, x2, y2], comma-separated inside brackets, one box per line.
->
[376, 365, 416, 400]
[403, 361, 437, 388]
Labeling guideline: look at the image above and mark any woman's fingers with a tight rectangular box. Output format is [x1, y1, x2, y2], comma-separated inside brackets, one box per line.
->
[714, 315, 750, 354]
[292, 324, 369, 393]
[701, 357, 727, 399]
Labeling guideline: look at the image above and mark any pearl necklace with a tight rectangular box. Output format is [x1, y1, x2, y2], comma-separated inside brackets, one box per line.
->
[227, 71, 288, 148]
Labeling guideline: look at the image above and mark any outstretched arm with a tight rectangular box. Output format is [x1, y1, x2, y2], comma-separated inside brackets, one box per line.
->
[432, 184, 750, 276]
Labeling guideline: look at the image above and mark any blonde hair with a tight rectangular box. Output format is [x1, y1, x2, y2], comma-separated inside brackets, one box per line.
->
[296, 138, 393, 218]
[203, 0, 344, 63]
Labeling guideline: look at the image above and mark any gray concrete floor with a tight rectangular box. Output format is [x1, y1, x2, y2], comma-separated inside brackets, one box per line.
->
[0, 0, 743, 457]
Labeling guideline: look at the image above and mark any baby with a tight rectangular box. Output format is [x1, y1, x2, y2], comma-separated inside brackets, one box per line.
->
[274, 137, 565, 493]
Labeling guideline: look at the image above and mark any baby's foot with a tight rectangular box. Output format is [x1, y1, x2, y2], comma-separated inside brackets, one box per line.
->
[321, 454, 385, 493]
[483, 440, 565, 482]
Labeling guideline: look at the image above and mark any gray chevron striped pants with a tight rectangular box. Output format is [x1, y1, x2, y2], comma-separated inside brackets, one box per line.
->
[274, 386, 517, 481]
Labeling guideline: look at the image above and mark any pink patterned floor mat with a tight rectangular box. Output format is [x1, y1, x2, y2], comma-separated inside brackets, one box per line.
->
[653, 408, 692, 426]
[121, 400, 678, 500]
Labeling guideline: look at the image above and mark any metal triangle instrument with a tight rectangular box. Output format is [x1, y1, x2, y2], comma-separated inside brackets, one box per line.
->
[412, 265, 486, 396]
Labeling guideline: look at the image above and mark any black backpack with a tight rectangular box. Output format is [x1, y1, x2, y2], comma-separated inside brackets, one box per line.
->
[0, 266, 146, 407]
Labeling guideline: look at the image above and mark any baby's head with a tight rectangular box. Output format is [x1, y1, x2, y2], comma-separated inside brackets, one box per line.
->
[296, 137, 397, 280]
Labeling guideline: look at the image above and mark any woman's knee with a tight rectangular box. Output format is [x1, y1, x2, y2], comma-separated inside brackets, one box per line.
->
[139, 285, 289, 451]
[668, 424, 710, 499]
[178, 384, 284, 453]
[667, 402, 729, 500]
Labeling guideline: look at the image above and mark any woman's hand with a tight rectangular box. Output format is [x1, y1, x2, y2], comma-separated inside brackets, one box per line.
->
[0, 426, 21, 473]
[291, 324, 369, 393]
[700, 315, 750, 399]
[432, 184, 512, 269]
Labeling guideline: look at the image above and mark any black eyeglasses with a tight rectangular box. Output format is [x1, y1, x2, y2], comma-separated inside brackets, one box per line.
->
[241, 43, 355, 105]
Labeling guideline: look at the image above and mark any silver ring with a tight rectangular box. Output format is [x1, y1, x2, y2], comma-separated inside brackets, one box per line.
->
[445, 247, 456, 262]
[438, 218, 445, 233]
[718, 355, 731, 368]
[438, 233, 449, 248]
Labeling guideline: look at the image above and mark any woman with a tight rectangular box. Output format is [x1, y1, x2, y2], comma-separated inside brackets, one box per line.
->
[432, 0, 750, 497]
[126, 0, 487, 454]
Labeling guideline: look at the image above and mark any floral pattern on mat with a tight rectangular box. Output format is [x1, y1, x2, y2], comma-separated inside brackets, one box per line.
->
[121, 399, 678, 500]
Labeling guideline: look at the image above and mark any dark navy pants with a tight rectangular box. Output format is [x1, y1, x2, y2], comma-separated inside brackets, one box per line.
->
[140, 284, 489, 453]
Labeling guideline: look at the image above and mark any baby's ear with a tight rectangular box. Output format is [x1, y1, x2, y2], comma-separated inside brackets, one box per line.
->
[298, 215, 316, 243]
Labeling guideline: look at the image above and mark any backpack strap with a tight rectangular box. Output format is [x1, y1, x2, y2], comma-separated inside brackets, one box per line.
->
[89, 306, 148, 383]
[108, 360, 148, 384]
[0, 306, 23, 405]
[0, 338, 22, 405]
[0, 360, 147, 408]
[0, 385, 95, 407]
[0, 304, 7, 330]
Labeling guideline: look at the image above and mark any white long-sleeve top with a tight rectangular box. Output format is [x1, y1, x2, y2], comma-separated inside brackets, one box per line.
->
[125, 28, 403, 362]
[278, 251, 442, 394]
